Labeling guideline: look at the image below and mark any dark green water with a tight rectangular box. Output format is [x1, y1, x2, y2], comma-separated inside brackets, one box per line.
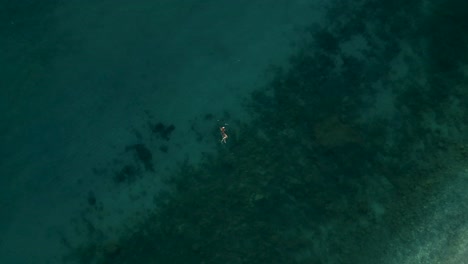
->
[2, 0, 468, 263]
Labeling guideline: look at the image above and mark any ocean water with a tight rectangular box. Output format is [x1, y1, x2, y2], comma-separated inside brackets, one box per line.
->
[1, 0, 468, 263]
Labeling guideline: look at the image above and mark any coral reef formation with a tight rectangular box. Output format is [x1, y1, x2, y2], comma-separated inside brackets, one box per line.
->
[67, 0, 468, 263]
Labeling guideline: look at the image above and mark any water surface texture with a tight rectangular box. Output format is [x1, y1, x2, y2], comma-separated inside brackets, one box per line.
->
[1, 0, 468, 263]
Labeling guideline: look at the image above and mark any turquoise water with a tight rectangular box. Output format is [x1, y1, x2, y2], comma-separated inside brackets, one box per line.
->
[1, 0, 468, 263]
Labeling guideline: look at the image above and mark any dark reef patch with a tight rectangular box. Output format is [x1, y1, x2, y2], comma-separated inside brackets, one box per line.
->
[113, 164, 140, 184]
[149, 122, 175, 141]
[125, 143, 154, 172]
[87, 191, 96, 207]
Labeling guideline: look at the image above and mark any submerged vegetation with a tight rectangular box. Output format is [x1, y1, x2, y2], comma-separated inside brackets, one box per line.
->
[68, 0, 468, 263]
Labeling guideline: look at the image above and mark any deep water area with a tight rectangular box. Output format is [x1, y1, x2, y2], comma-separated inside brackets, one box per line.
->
[2, 0, 468, 263]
